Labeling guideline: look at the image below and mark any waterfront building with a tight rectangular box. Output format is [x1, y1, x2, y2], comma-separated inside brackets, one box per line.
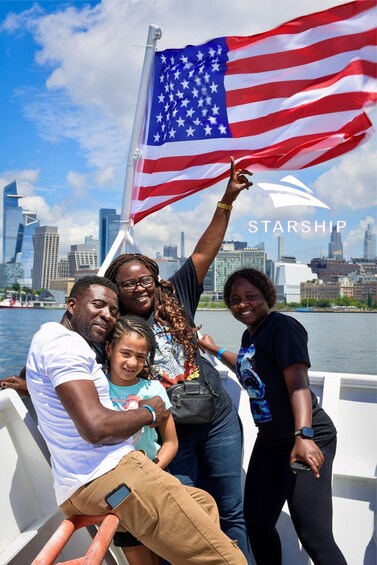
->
[21, 210, 40, 284]
[213, 250, 243, 293]
[206, 244, 266, 294]
[180, 231, 186, 264]
[222, 240, 248, 251]
[0, 263, 24, 290]
[308, 258, 360, 283]
[203, 262, 215, 293]
[33, 288, 66, 308]
[99, 208, 120, 264]
[49, 277, 75, 297]
[338, 278, 355, 298]
[270, 256, 297, 286]
[363, 224, 376, 260]
[277, 236, 284, 261]
[328, 226, 344, 259]
[32, 226, 60, 291]
[350, 258, 377, 277]
[163, 244, 178, 259]
[300, 281, 341, 302]
[57, 258, 70, 279]
[2, 182, 42, 287]
[265, 259, 273, 280]
[275, 262, 317, 303]
[72, 267, 100, 280]
[85, 236, 100, 257]
[155, 258, 180, 280]
[353, 279, 377, 304]
[67, 243, 98, 277]
[2, 181, 23, 263]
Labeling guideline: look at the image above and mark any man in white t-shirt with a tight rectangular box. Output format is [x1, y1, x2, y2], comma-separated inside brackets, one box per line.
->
[26, 275, 246, 565]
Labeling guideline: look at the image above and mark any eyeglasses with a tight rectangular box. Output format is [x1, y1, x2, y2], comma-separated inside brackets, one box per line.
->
[118, 275, 154, 292]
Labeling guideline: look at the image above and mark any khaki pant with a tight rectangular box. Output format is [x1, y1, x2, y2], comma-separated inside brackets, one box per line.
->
[60, 451, 246, 565]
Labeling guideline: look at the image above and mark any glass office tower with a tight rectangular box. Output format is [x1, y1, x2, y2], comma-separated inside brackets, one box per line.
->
[2, 181, 23, 263]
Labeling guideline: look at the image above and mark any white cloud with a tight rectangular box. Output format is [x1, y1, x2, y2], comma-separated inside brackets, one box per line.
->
[95, 165, 115, 187]
[313, 120, 377, 211]
[344, 215, 376, 259]
[67, 171, 88, 197]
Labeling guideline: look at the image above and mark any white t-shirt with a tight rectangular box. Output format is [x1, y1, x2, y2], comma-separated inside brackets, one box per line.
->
[26, 322, 133, 505]
[108, 378, 171, 460]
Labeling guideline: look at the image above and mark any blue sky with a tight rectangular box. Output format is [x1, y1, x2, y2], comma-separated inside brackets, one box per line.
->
[0, 0, 376, 264]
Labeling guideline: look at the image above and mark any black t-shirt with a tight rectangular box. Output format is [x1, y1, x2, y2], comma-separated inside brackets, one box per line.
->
[238, 311, 336, 448]
[147, 257, 233, 424]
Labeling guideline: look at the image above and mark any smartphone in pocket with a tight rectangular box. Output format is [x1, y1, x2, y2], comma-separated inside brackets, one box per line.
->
[290, 460, 311, 472]
[105, 483, 132, 508]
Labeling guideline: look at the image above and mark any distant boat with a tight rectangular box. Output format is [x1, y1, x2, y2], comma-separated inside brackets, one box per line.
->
[0, 298, 34, 309]
[295, 306, 313, 312]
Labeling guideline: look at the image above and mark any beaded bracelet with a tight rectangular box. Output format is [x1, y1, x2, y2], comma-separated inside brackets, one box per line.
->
[143, 404, 156, 423]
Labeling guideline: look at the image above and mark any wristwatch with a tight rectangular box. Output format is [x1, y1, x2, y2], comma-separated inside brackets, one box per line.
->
[294, 426, 314, 439]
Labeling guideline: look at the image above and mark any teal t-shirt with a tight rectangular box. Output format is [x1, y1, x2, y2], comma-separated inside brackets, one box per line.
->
[107, 378, 171, 460]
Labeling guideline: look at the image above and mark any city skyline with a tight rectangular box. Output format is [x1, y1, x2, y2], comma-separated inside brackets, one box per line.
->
[3, 180, 376, 276]
[0, 0, 376, 264]
[1, 178, 375, 297]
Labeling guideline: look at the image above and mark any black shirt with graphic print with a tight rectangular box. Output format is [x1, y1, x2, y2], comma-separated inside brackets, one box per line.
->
[239, 311, 336, 448]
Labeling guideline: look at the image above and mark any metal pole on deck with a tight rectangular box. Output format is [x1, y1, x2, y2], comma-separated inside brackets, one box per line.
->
[98, 24, 162, 276]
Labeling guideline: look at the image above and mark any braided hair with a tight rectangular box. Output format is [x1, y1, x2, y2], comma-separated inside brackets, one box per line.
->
[105, 254, 199, 371]
[110, 315, 156, 379]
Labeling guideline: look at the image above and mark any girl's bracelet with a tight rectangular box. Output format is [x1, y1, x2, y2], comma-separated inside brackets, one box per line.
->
[217, 348, 226, 361]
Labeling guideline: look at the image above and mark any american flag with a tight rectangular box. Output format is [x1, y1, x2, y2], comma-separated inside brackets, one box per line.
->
[131, 0, 377, 224]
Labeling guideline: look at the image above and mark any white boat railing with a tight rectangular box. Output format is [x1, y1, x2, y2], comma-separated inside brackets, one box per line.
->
[215, 362, 377, 565]
[0, 389, 123, 565]
[1, 369, 376, 565]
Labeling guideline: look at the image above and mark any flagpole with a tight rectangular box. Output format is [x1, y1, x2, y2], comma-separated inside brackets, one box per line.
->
[98, 24, 162, 276]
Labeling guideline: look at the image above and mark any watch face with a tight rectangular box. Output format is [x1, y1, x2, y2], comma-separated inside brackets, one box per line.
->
[301, 427, 314, 438]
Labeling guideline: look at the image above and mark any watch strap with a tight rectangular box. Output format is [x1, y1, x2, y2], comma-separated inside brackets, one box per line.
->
[294, 427, 314, 438]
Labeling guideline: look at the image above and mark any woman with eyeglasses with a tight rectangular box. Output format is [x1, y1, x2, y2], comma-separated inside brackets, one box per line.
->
[199, 268, 347, 565]
[104, 158, 253, 563]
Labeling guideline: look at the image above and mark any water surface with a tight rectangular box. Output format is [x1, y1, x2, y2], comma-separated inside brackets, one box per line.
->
[0, 309, 376, 377]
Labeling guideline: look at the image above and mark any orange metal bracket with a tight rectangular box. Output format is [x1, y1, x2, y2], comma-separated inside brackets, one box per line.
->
[31, 513, 120, 565]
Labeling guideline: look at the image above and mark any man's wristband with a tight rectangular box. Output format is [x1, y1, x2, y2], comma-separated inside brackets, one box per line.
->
[217, 348, 226, 360]
[142, 404, 156, 423]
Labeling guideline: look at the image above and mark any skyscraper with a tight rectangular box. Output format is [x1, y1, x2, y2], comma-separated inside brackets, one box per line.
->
[180, 232, 185, 263]
[328, 226, 343, 259]
[99, 209, 120, 264]
[206, 246, 266, 293]
[85, 235, 100, 258]
[163, 244, 178, 259]
[68, 243, 98, 276]
[363, 223, 376, 260]
[21, 210, 40, 282]
[2, 181, 23, 263]
[278, 236, 284, 261]
[32, 226, 60, 290]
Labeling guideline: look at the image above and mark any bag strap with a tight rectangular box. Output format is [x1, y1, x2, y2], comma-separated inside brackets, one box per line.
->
[196, 355, 218, 397]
